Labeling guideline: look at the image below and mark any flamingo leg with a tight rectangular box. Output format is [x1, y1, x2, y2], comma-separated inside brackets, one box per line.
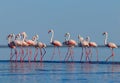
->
[15, 48, 18, 62]
[23, 48, 29, 60]
[57, 47, 61, 60]
[85, 47, 90, 61]
[10, 48, 14, 61]
[89, 47, 92, 60]
[80, 47, 84, 61]
[51, 47, 56, 60]
[40, 48, 44, 67]
[66, 47, 74, 61]
[28, 48, 32, 63]
[34, 48, 38, 61]
[41, 48, 46, 61]
[64, 47, 70, 61]
[70, 47, 74, 61]
[96, 48, 99, 61]
[20, 47, 24, 62]
[106, 49, 114, 62]
[66, 47, 71, 61]
[40, 48, 43, 62]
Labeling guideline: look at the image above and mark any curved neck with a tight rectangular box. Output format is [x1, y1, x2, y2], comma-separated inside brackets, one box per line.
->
[86, 37, 90, 42]
[104, 34, 108, 45]
[65, 34, 70, 41]
[8, 37, 12, 44]
[78, 36, 83, 43]
[50, 31, 54, 43]
[22, 34, 27, 41]
[67, 34, 70, 40]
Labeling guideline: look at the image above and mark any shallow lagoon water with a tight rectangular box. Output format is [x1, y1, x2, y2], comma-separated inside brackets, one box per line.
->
[0, 47, 120, 83]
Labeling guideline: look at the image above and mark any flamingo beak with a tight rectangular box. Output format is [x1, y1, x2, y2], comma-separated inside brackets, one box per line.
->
[48, 30, 51, 34]
[102, 32, 108, 35]
[102, 32, 106, 35]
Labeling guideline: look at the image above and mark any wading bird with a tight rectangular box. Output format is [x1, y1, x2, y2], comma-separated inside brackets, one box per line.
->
[34, 34, 46, 62]
[86, 36, 98, 61]
[78, 35, 90, 61]
[7, 33, 16, 61]
[63, 33, 77, 61]
[103, 32, 118, 61]
[48, 29, 62, 60]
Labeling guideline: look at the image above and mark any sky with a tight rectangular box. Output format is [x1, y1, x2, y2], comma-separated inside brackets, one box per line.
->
[0, 0, 120, 45]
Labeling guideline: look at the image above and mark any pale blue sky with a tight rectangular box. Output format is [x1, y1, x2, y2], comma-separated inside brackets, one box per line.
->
[0, 0, 120, 45]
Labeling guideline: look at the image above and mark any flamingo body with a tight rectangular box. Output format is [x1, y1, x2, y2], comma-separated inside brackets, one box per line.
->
[8, 42, 16, 48]
[37, 42, 46, 48]
[89, 42, 97, 47]
[51, 40, 62, 46]
[67, 39, 77, 46]
[107, 42, 117, 49]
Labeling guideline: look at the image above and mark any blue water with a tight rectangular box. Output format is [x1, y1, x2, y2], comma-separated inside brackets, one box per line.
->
[0, 47, 120, 83]
[0, 62, 120, 83]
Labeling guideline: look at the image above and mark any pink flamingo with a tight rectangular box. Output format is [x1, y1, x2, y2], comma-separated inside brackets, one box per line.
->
[78, 35, 90, 61]
[103, 32, 118, 61]
[21, 32, 34, 62]
[33, 34, 46, 62]
[63, 33, 77, 61]
[7, 33, 16, 61]
[14, 33, 23, 61]
[86, 36, 98, 61]
[48, 29, 62, 60]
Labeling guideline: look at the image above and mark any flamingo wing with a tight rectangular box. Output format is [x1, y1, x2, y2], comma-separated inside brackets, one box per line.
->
[89, 42, 97, 47]
[52, 40, 62, 46]
[108, 42, 117, 48]
[68, 39, 77, 46]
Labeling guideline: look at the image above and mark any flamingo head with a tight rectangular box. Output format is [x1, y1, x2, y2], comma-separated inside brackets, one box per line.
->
[78, 35, 82, 39]
[86, 36, 90, 41]
[48, 29, 53, 34]
[7, 33, 13, 39]
[21, 32, 27, 38]
[78, 35, 84, 41]
[32, 36, 36, 41]
[64, 32, 70, 37]
[21, 32, 26, 36]
[102, 32, 108, 35]
[15, 33, 21, 39]
[35, 34, 39, 40]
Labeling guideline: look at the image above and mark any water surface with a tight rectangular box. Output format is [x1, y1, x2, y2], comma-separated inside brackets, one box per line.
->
[0, 47, 120, 83]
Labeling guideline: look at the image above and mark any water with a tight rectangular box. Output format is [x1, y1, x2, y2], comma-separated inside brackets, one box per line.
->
[0, 47, 120, 83]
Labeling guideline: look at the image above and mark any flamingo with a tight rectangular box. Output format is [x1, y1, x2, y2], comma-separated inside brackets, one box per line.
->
[7, 33, 16, 61]
[14, 33, 23, 61]
[63, 33, 77, 61]
[48, 29, 62, 60]
[78, 35, 90, 61]
[103, 32, 118, 61]
[86, 36, 98, 61]
[21, 32, 37, 62]
[33, 34, 46, 62]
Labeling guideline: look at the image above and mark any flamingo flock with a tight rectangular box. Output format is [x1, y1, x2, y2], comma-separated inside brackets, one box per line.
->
[7, 30, 118, 62]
